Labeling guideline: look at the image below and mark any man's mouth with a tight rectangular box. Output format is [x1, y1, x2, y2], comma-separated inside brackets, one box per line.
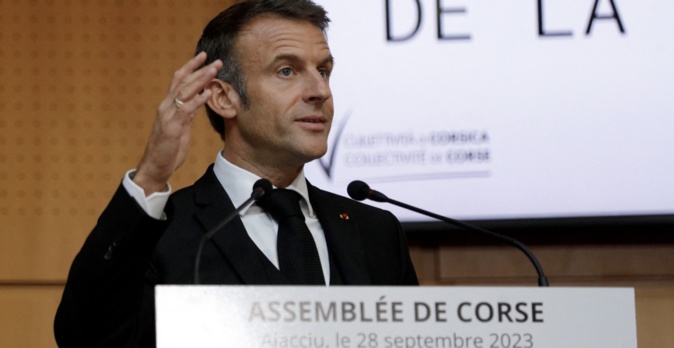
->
[297, 116, 327, 123]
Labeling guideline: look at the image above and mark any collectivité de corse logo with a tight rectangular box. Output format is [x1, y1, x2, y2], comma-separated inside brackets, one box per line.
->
[315, 114, 491, 183]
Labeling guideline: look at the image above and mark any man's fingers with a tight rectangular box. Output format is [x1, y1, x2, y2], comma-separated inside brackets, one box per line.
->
[168, 51, 208, 91]
[173, 59, 223, 104]
[174, 89, 213, 120]
[158, 57, 222, 117]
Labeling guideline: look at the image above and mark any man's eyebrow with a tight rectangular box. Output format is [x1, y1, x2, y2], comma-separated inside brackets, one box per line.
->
[321, 54, 335, 67]
[267, 53, 335, 68]
[270, 53, 302, 66]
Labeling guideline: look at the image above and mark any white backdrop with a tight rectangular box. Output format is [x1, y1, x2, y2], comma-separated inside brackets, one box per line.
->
[305, 0, 674, 222]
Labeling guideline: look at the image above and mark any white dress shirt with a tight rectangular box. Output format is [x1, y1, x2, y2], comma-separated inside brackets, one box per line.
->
[121, 152, 330, 284]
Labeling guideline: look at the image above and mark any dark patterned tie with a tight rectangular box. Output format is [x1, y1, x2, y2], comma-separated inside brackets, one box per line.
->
[257, 189, 325, 285]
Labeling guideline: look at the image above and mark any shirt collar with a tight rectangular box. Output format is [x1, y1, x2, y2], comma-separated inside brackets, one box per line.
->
[212, 151, 315, 217]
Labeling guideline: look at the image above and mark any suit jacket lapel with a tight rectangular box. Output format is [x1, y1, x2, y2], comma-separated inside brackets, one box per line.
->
[186, 167, 370, 285]
[308, 181, 371, 285]
[192, 166, 285, 285]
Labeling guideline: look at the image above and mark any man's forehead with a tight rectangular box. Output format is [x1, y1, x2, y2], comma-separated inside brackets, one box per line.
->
[231, 17, 331, 72]
[237, 15, 328, 49]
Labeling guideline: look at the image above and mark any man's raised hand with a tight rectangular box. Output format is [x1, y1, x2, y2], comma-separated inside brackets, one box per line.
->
[133, 52, 223, 195]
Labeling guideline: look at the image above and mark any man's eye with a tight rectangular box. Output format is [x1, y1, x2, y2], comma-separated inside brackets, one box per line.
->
[319, 69, 330, 79]
[279, 68, 293, 77]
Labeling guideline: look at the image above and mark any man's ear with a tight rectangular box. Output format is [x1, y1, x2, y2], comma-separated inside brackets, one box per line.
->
[205, 79, 240, 119]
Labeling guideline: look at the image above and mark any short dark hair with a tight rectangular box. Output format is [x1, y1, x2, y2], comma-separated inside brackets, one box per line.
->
[196, 0, 330, 140]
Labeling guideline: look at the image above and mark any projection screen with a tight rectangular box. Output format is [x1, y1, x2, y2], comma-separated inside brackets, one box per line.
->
[304, 0, 674, 223]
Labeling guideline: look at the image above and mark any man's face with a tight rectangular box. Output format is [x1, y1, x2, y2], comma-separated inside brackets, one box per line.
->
[227, 15, 334, 171]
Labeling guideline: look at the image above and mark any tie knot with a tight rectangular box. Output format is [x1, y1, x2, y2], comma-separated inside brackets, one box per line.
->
[257, 189, 304, 222]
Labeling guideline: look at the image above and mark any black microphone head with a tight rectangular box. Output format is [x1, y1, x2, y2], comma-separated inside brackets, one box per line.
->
[252, 178, 273, 199]
[347, 180, 370, 201]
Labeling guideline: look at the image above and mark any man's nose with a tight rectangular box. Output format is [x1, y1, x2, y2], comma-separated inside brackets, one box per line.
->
[303, 70, 332, 104]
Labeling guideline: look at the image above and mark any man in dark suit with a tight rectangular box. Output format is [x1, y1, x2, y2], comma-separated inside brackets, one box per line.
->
[54, 0, 418, 347]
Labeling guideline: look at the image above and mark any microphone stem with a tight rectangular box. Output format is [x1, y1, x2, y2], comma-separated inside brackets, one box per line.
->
[194, 192, 260, 285]
[385, 197, 549, 287]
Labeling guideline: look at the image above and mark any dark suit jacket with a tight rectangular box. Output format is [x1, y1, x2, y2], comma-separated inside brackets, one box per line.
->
[54, 166, 418, 347]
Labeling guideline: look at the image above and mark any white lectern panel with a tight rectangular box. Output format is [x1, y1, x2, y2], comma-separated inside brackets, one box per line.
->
[156, 286, 636, 348]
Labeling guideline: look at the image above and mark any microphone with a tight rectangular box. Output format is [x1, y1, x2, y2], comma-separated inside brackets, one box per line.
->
[193, 178, 273, 284]
[347, 180, 549, 287]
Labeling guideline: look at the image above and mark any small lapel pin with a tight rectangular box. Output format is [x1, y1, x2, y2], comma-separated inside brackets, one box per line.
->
[339, 213, 349, 220]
